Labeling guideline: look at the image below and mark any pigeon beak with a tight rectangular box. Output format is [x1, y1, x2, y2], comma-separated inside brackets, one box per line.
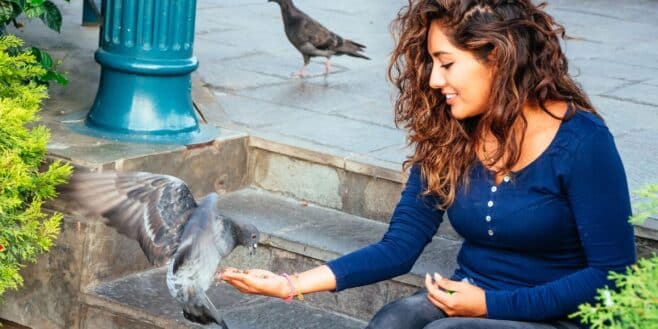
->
[249, 243, 257, 256]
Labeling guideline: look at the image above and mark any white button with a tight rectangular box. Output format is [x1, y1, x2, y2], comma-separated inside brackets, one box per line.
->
[488, 229, 494, 236]
[487, 201, 494, 207]
[485, 215, 492, 222]
[503, 175, 510, 182]
[491, 186, 497, 192]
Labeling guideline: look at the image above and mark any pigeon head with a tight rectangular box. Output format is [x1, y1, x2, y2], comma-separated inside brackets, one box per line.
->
[236, 222, 260, 256]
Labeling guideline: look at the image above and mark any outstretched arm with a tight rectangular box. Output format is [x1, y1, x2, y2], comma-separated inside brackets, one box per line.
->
[219, 164, 444, 298]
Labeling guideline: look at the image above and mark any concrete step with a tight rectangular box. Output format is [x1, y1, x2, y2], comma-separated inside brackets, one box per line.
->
[81, 268, 366, 329]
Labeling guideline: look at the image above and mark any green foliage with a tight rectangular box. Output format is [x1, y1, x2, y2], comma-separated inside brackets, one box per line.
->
[572, 184, 658, 328]
[630, 184, 658, 226]
[0, 34, 72, 298]
[0, 0, 70, 33]
[0, 0, 69, 86]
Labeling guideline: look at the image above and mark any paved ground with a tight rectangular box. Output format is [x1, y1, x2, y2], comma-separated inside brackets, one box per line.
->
[7, 0, 658, 192]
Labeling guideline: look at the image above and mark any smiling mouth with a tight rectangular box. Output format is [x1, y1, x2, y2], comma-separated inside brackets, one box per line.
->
[444, 93, 457, 104]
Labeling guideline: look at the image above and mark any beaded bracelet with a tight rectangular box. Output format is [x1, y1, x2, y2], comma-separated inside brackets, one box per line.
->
[292, 273, 305, 301]
[281, 273, 295, 302]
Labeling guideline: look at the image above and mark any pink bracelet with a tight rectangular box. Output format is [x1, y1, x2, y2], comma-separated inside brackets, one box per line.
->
[281, 273, 295, 302]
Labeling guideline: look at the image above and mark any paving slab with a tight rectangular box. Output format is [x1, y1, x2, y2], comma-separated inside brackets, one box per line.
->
[233, 81, 376, 114]
[260, 113, 405, 154]
[607, 82, 658, 108]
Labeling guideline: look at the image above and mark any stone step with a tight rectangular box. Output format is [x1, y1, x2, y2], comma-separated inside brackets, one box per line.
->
[81, 268, 366, 329]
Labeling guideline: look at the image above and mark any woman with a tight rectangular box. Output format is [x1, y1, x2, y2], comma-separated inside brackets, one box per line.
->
[219, 1, 636, 328]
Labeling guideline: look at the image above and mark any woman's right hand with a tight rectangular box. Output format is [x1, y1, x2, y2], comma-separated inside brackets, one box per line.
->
[216, 268, 291, 299]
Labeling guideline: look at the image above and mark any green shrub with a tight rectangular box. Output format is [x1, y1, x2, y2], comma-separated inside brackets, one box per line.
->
[572, 184, 658, 328]
[0, 34, 72, 298]
[0, 0, 69, 86]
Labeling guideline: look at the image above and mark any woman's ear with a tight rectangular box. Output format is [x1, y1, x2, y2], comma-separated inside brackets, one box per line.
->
[487, 46, 498, 62]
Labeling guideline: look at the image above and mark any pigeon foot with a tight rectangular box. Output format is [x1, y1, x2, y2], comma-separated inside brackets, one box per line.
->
[324, 60, 332, 76]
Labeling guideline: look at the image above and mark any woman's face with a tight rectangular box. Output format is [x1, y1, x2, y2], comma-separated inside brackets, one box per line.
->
[427, 20, 494, 120]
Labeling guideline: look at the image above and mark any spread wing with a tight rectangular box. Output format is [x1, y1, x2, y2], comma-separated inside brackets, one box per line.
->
[61, 171, 197, 266]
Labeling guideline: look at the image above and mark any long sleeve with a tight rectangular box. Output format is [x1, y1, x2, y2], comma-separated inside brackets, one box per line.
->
[485, 125, 637, 321]
[326, 165, 444, 291]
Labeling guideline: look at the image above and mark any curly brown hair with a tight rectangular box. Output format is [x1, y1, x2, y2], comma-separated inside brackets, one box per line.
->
[388, 0, 596, 209]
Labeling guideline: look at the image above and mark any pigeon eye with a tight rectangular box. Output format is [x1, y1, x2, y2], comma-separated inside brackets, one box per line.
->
[251, 234, 257, 240]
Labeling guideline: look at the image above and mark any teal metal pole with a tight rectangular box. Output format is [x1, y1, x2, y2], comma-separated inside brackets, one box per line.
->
[82, 0, 101, 26]
[83, 0, 217, 144]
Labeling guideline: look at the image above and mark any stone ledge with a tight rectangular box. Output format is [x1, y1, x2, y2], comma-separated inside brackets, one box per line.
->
[249, 136, 405, 184]
[635, 217, 658, 241]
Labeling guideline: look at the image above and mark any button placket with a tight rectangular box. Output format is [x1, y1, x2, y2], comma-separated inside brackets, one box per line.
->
[486, 180, 498, 238]
[485, 174, 512, 238]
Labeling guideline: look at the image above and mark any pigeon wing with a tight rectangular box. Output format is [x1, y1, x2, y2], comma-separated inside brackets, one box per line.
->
[297, 17, 339, 51]
[62, 172, 197, 266]
[288, 10, 368, 59]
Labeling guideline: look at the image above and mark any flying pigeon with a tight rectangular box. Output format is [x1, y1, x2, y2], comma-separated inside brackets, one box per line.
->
[269, 0, 370, 77]
[60, 171, 260, 327]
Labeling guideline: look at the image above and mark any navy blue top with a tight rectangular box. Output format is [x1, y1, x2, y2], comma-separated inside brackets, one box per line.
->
[326, 110, 636, 322]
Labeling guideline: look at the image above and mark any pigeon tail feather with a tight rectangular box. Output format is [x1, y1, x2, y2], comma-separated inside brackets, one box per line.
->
[344, 51, 370, 60]
[347, 39, 366, 49]
[182, 292, 226, 327]
[337, 40, 370, 60]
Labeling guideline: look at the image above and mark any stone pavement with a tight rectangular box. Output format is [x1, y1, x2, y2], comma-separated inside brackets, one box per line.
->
[7, 0, 658, 224]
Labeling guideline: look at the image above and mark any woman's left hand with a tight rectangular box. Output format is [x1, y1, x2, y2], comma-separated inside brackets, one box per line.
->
[424, 273, 487, 317]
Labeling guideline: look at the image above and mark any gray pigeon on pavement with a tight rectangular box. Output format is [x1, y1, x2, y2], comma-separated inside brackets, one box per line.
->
[269, 0, 370, 77]
[60, 171, 260, 327]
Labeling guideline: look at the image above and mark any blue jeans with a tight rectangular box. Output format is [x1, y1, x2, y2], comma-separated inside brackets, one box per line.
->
[366, 290, 583, 329]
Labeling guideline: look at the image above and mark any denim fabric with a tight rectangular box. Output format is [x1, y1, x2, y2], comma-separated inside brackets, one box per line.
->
[366, 290, 583, 329]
